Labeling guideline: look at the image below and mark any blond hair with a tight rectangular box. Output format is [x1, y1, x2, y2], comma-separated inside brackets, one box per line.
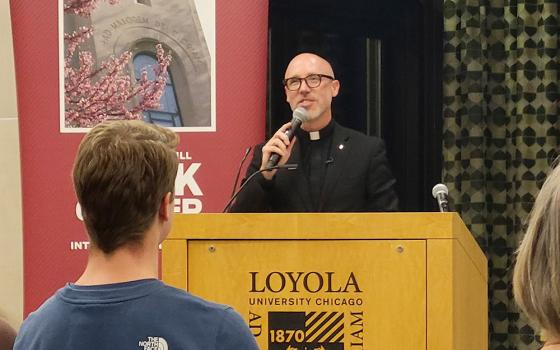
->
[72, 120, 179, 254]
[513, 162, 560, 338]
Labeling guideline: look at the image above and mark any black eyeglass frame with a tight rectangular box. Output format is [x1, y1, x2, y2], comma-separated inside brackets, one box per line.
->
[282, 74, 335, 91]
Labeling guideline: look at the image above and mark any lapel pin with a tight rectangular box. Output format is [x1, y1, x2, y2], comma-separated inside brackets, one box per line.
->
[338, 144, 344, 150]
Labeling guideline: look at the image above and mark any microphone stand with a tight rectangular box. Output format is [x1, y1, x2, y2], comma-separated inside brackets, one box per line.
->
[223, 164, 298, 213]
[230, 146, 252, 199]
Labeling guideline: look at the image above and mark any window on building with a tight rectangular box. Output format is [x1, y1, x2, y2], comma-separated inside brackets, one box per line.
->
[133, 53, 183, 127]
[135, 0, 152, 6]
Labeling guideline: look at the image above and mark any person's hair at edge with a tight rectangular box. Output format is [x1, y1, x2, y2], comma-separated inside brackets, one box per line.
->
[513, 158, 560, 339]
[72, 120, 179, 254]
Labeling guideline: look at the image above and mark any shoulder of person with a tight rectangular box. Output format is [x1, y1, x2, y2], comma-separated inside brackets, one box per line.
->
[215, 307, 259, 349]
[335, 123, 385, 147]
[160, 283, 233, 313]
[21, 287, 67, 324]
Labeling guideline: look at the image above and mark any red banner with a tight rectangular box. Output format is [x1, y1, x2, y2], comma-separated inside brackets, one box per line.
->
[10, 0, 268, 315]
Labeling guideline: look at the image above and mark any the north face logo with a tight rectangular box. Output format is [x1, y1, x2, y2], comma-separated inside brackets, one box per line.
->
[138, 336, 169, 350]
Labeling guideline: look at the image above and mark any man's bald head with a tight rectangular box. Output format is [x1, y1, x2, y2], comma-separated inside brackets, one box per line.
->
[283, 53, 340, 130]
[284, 53, 335, 79]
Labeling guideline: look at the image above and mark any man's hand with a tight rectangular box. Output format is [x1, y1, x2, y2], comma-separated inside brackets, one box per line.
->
[260, 122, 297, 180]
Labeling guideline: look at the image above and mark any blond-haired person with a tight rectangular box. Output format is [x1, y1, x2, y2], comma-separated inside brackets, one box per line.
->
[514, 163, 560, 349]
[14, 120, 259, 350]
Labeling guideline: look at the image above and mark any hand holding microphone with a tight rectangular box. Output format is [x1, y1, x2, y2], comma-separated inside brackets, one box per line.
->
[260, 107, 309, 180]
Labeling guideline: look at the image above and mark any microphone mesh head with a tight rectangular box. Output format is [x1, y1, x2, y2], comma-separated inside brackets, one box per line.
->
[432, 183, 449, 198]
[293, 107, 309, 123]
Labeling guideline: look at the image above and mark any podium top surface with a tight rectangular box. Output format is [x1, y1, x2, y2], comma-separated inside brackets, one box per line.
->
[170, 212, 469, 239]
[168, 212, 486, 276]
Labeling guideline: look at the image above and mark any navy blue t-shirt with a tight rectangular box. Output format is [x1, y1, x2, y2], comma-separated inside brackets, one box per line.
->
[14, 279, 259, 350]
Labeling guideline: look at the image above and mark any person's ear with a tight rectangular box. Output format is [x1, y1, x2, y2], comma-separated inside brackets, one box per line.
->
[159, 192, 173, 221]
[331, 80, 340, 97]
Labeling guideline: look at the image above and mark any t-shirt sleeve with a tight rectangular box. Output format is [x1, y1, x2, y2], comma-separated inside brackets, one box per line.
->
[215, 308, 260, 350]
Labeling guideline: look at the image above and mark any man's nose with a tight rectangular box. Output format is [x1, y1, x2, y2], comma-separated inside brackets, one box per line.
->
[299, 79, 311, 92]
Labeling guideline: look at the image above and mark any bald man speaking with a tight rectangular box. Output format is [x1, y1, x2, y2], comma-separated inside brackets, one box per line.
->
[230, 53, 399, 212]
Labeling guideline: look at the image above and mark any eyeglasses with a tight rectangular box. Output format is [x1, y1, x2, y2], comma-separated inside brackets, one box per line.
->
[283, 74, 335, 91]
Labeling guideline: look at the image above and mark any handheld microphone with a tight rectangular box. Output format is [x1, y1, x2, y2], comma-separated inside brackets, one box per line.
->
[266, 107, 309, 168]
[432, 183, 450, 212]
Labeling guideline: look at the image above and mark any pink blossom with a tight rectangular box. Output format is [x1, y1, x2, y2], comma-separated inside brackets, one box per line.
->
[64, 0, 118, 17]
[64, 0, 171, 128]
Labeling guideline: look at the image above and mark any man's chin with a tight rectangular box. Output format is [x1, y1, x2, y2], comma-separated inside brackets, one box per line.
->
[292, 106, 320, 121]
[304, 110, 321, 121]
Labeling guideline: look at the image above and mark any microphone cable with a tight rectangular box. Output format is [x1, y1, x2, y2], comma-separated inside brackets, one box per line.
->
[223, 164, 298, 213]
[230, 146, 252, 199]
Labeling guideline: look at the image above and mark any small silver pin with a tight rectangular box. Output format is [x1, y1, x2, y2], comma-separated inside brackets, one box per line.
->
[338, 144, 344, 150]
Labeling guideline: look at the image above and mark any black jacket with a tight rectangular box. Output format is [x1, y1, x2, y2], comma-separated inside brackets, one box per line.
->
[230, 122, 399, 212]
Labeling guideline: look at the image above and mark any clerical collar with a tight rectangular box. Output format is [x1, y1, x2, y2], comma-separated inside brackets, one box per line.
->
[296, 119, 335, 142]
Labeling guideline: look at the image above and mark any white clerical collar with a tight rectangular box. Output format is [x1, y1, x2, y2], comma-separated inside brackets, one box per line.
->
[309, 131, 320, 140]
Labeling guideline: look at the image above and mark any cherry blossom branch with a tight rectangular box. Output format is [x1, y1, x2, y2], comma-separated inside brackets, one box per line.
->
[63, 0, 171, 128]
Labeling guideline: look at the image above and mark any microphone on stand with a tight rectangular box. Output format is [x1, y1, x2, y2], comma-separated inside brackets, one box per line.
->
[266, 107, 309, 168]
[432, 183, 450, 212]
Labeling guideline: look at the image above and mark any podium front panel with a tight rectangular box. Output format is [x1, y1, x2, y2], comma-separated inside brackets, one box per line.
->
[187, 240, 426, 350]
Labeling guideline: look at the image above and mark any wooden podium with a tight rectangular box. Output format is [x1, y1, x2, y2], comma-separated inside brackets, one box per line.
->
[162, 213, 487, 350]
